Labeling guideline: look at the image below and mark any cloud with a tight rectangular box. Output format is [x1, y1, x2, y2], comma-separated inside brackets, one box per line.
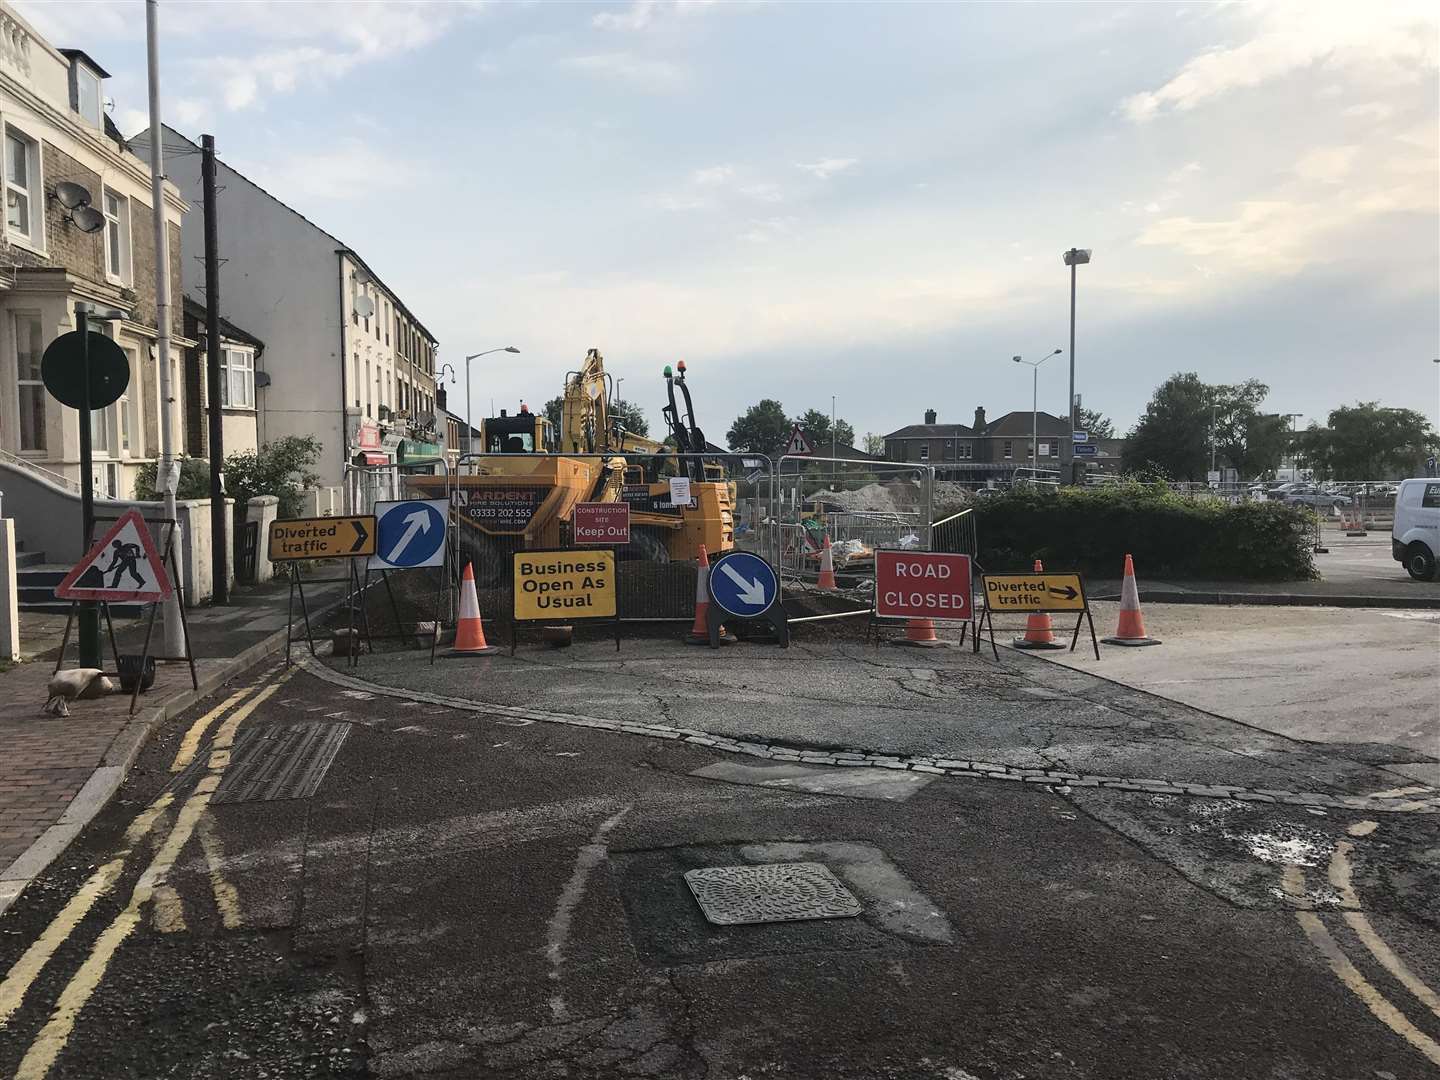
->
[1122, 2, 1437, 122]
[691, 164, 735, 186]
[234, 138, 423, 203]
[739, 216, 798, 244]
[739, 182, 784, 202]
[592, 0, 721, 31]
[1342, 101, 1396, 121]
[1294, 145, 1359, 183]
[558, 52, 687, 91]
[795, 157, 857, 179]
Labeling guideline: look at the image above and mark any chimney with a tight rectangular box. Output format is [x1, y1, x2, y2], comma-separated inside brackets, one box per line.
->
[924, 408, 937, 425]
[973, 406, 986, 432]
[435, 385, 447, 410]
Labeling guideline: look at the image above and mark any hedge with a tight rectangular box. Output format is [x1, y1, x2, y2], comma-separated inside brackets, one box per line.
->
[972, 483, 1317, 581]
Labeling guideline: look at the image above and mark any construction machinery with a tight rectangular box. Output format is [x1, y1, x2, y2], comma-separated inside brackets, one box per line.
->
[405, 350, 734, 583]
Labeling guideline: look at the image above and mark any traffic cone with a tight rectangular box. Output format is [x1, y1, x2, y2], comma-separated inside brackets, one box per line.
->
[1012, 559, 1064, 650]
[1101, 554, 1161, 647]
[687, 545, 735, 645]
[902, 617, 943, 648]
[450, 562, 498, 656]
[816, 535, 838, 590]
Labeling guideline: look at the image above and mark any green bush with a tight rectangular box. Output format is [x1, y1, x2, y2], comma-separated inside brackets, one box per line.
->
[974, 482, 1316, 581]
[134, 457, 212, 501]
[133, 436, 321, 520]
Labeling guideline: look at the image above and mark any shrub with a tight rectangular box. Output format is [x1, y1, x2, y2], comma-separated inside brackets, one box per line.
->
[133, 436, 321, 520]
[974, 481, 1316, 581]
[134, 457, 211, 501]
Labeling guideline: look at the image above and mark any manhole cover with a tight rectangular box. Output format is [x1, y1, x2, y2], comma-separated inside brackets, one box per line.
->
[683, 862, 862, 926]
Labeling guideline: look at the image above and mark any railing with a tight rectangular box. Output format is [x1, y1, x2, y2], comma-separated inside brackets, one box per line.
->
[0, 448, 84, 495]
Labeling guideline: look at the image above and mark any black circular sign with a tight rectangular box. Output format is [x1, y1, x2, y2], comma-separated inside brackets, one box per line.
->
[41, 330, 130, 410]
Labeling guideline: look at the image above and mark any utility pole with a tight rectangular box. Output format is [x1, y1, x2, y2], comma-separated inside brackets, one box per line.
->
[146, 0, 182, 653]
[202, 134, 226, 603]
[75, 305, 99, 667]
[1061, 248, 1091, 485]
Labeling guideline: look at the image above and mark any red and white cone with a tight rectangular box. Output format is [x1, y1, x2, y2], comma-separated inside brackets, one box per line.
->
[687, 545, 735, 644]
[449, 563, 498, 656]
[1101, 554, 1161, 647]
[902, 617, 943, 648]
[1012, 558, 1064, 649]
[816, 535, 838, 590]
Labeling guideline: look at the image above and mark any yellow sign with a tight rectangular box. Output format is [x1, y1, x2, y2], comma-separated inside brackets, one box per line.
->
[268, 516, 376, 561]
[514, 550, 616, 620]
[983, 572, 1086, 612]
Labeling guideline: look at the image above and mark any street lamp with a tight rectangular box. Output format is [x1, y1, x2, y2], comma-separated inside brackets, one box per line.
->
[1062, 247, 1091, 485]
[1014, 349, 1062, 480]
[462, 346, 520, 453]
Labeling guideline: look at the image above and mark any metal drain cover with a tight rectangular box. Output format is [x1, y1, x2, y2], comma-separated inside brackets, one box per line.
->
[684, 862, 862, 926]
[210, 722, 350, 804]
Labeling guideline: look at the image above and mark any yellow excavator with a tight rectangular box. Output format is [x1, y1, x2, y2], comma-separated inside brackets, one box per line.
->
[405, 350, 734, 582]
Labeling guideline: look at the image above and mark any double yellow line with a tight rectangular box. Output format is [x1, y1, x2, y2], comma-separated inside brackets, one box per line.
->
[0, 664, 293, 1080]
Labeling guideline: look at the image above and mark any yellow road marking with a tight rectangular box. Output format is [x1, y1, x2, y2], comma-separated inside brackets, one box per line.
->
[1329, 840, 1440, 1020]
[197, 813, 242, 930]
[168, 668, 274, 772]
[150, 886, 187, 934]
[1367, 786, 1433, 800]
[11, 667, 294, 1080]
[0, 793, 174, 1029]
[1280, 864, 1309, 907]
[1283, 863, 1440, 1067]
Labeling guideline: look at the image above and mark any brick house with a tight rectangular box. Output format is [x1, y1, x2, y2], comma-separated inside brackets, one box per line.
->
[181, 296, 262, 459]
[0, 3, 187, 499]
[884, 407, 1102, 480]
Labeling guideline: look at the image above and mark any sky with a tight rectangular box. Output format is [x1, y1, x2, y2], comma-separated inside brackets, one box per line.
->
[19, 0, 1440, 442]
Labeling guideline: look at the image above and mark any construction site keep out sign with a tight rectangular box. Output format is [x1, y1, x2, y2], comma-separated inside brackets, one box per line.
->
[874, 551, 973, 620]
[513, 551, 616, 620]
[982, 571, 1086, 612]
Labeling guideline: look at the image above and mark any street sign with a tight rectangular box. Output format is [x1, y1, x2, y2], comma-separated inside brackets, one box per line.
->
[1072, 431, 1088, 443]
[268, 515, 375, 561]
[41, 330, 130, 410]
[514, 550, 616, 620]
[1073, 444, 1097, 457]
[874, 551, 972, 621]
[982, 571, 1086, 612]
[370, 499, 447, 569]
[783, 424, 814, 456]
[55, 509, 172, 603]
[708, 550, 779, 617]
[574, 502, 630, 545]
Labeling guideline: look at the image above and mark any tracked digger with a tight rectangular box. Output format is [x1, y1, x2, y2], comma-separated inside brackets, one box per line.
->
[406, 350, 734, 584]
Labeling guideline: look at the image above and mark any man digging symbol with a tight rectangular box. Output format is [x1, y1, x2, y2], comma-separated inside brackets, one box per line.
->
[104, 538, 145, 589]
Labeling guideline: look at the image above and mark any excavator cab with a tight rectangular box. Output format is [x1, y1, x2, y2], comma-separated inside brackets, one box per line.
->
[480, 403, 554, 454]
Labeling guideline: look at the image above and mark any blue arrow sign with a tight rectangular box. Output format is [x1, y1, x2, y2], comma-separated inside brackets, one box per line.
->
[708, 550, 779, 617]
[1073, 444, 1098, 457]
[371, 499, 448, 569]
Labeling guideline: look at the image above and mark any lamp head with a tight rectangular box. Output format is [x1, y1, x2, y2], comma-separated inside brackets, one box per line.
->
[504, 346, 519, 353]
[1063, 248, 1092, 266]
[1012, 356, 1022, 363]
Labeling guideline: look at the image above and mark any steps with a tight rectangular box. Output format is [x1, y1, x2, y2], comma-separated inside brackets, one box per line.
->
[15, 544, 145, 617]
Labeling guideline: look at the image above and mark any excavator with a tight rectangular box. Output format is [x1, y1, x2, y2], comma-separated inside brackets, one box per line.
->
[405, 350, 734, 582]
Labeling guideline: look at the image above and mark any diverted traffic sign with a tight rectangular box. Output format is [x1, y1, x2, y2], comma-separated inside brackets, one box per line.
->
[55, 509, 171, 603]
[514, 550, 616, 620]
[574, 502, 630, 545]
[875, 551, 972, 621]
[370, 499, 447, 569]
[982, 571, 1086, 612]
[269, 515, 375, 561]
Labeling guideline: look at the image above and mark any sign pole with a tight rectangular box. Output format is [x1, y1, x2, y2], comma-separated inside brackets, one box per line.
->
[75, 306, 101, 668]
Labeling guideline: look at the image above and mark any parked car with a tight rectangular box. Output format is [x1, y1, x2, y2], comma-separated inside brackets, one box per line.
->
[1392, 478, 1440, 581]
[1284, 491, 1351, 510]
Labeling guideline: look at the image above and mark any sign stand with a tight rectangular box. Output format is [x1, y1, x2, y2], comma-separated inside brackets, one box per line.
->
[866, 549, 974, 648]
[510, 549, 621, 654]
[706, 550, 787, 648]
[975, 568, 1100, 661]
[270, 514, 378, 666]
[52, 515, 197, 715]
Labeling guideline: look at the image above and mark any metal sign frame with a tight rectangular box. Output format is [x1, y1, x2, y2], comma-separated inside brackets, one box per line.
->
[866, 549, 975, 648]
[509, 547, 621, 654]
[706, 550, 788, 649]
[975, 568, 1099, 661]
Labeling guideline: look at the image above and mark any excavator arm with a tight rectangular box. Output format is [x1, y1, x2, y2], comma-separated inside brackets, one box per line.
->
[560, 349, 610, 454]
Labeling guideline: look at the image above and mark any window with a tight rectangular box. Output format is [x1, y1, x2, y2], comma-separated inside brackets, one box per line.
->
[15, 313, 45, 451]
[76, 66, 102, 126]
[1038, 442, 1051, 457]
[103, 189, 131, 284]
[1002, 440, 1012, 459]
[118, 347, 137, 455]
[5, 129, 41, 245]
[919, 444, 929, 462]
[220, 347, 254, 408]
[384, 303, 390, 345]
[91, 399, 115, 455]
[364, 359, 371, 417]
[353, 355, 361, 406]
[958, 443, 972, 460]
[1422, 484, 1440, 509]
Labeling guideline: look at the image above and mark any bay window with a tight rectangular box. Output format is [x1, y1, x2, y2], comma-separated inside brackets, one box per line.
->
[14, 313, 45, 451]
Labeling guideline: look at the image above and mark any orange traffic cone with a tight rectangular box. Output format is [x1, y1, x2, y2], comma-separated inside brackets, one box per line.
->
[1012, 559, 1064, 650]
[902, 617, 943, 648]
[687, 545, 735, 645]
[1102, 554, 1161, 647]
[816, 535, 838, 590]
[450, 562, 498, 656]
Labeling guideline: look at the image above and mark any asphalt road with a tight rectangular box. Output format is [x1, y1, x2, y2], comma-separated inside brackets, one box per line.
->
[1, 652, 1438, 1079]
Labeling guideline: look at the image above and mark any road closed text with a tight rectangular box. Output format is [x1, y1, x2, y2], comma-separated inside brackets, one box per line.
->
[874, 551, 973, 621]
[514, 552, 617, 620]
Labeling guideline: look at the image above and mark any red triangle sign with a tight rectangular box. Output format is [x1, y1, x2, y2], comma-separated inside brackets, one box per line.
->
[55, 509, 173, 603]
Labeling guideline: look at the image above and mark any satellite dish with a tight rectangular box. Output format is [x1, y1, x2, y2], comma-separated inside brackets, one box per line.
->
[54, 181, 92, 210]
[353, 294, 376, 319]
[71, 205, 105, 234]
[254, 371, 272, 389]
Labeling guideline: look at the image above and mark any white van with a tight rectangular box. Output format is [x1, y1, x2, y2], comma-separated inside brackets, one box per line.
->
[1392, 478, 1440, 581]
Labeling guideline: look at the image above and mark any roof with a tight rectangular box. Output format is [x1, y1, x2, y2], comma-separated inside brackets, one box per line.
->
[978, 410, 1070, 438]
[776, 432, 877, 461]
[183, 296, 265, 354]
[884, 423, 974, 440]
[59, 48, 111, 78]
[154, 125, 438, 346]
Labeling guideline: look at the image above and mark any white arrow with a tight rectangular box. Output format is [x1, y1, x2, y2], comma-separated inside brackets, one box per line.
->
[719, 562, 768, 606]
[386, 509, 432, 564]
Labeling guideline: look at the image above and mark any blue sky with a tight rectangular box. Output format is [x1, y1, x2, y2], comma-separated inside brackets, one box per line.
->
[22, 0, 1439, 441]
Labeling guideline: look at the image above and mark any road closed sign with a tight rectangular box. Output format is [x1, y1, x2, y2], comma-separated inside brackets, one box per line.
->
[874, 551, 973, 621]
[982, 571, 1086, 612]
[513, 550, 617, 620]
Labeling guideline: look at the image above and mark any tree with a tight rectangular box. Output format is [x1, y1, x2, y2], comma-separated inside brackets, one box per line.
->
[1123, 373, 1212, 481]
[1297, 403, 1436, 479]
[543, 395, 563, 430]
[794, 408, 855, 450]
[1076, 408, 1115, 440]
[727, 399, 790, 453]
[542, 395, 649, 440]
[1210, 379, 1276, 479]
[862, 432, 886, 457]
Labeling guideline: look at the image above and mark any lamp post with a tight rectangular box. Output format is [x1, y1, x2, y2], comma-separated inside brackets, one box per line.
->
[1014, 349, 1062, 480]
[1062, 248, 1091, 485]
[462, 346, 519, 454]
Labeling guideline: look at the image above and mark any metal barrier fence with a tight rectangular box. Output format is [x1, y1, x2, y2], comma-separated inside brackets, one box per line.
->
[931, 508, 978, 560]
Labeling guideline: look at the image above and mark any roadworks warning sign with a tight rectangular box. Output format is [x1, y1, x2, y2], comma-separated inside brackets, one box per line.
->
[513, 551, 616, 620]
[54, 509, 172, 603]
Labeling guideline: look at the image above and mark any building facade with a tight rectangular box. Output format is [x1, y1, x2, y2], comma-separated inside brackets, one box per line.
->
[0, 3, 187, 499]
[884, 407, 1122, 480]
[181, 295, 260, 459]
[133, 126, 438, 486]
